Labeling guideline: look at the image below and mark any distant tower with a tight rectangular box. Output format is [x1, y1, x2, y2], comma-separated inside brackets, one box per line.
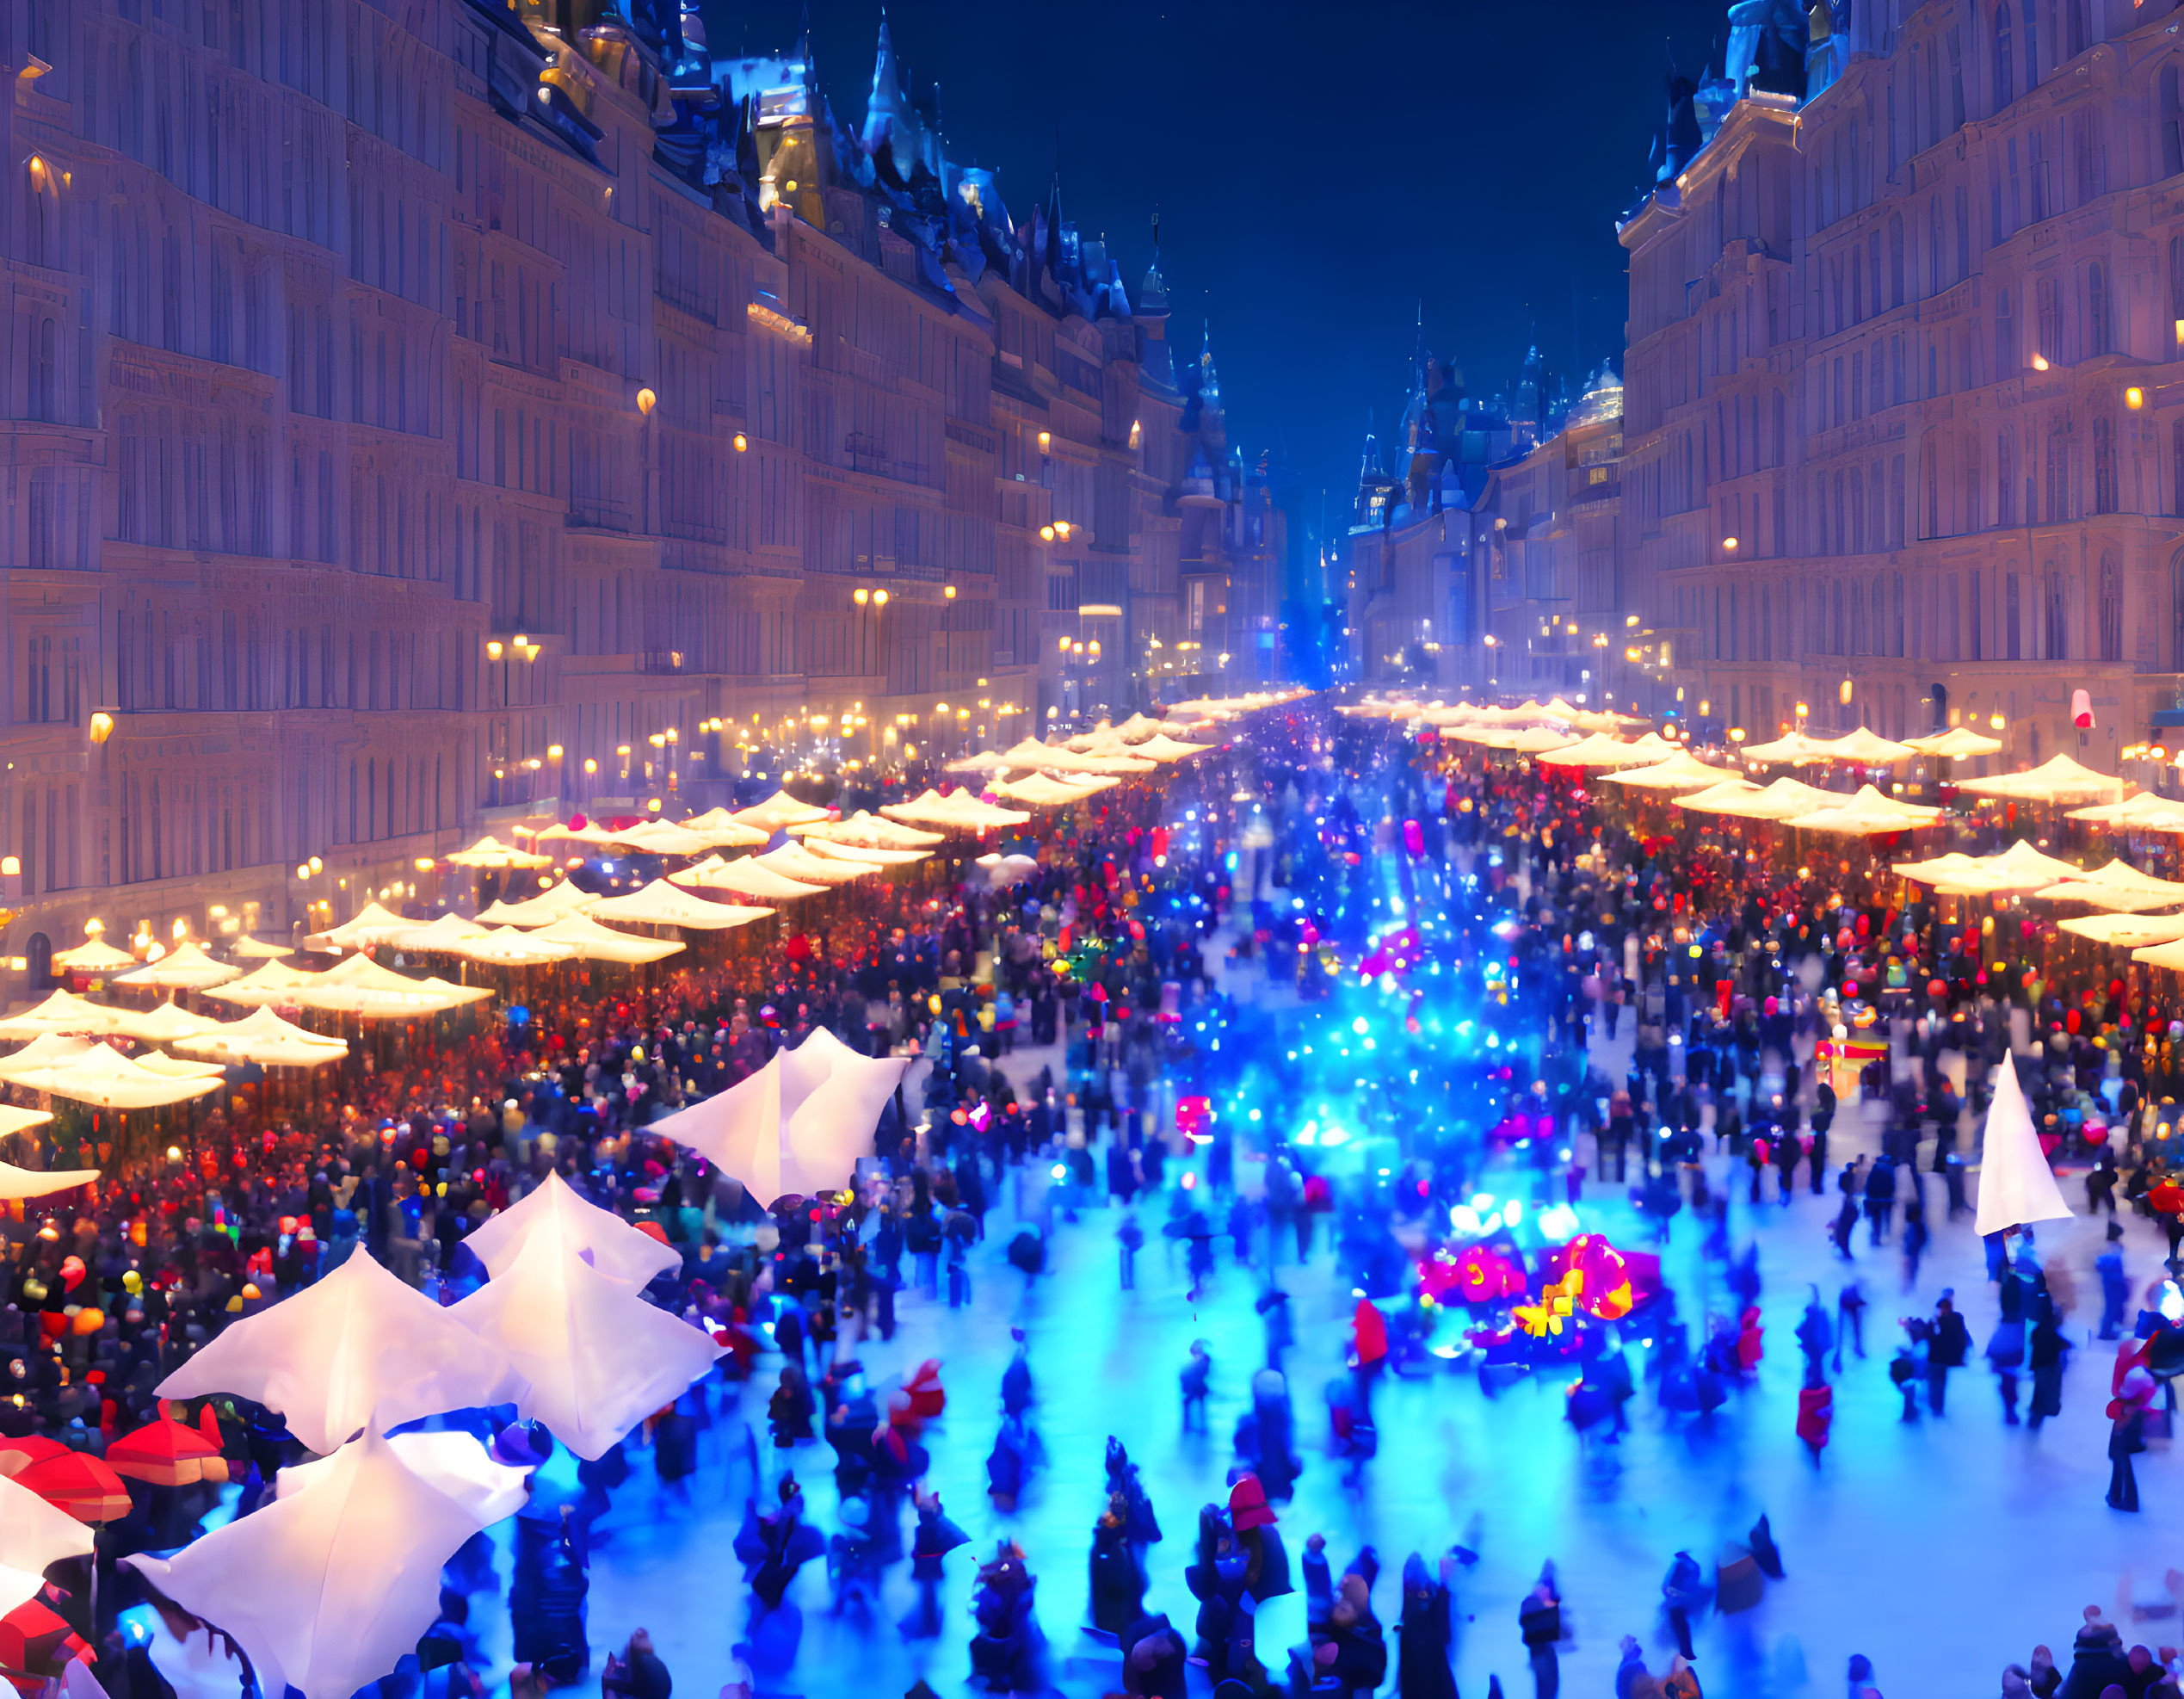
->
[1135, 218, 1175, 390]
[861, 10, 919, 179]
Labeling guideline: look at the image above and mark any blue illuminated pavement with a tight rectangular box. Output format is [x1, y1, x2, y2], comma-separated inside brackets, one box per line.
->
[287, 916, 2184, 1696]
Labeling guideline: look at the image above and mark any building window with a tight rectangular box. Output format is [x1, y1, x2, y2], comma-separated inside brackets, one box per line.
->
[1994, 4, 2014, 109]
[2094, 415, 2116, 513]
[2101, 554, 2122, 660]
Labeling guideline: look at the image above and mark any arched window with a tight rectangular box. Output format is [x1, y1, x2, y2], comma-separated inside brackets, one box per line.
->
[2100, 553, 2122, 659]
[2088, 260, 2110, 355]
[2094, 414, 2116, 513]
[22, 164, 53, 270]
[1995, 4, 2014, 109]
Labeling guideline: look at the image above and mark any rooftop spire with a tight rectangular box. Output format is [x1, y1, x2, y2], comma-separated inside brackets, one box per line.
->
[1199, 320, 1221, 409]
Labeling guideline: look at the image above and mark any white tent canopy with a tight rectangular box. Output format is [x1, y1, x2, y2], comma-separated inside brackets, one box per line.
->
[1904, 726, 2007, 759]
[14, 1043, 223, 1109]
[174, 1006, 349, 1069]
[276, 1430, 531, 1528]
[803, 838, 931, 868]
[671, 856, 824, 902]
[679, 808, 771, 849]
[454, 1232, 720, 1461]
[795, 810, 944, 849]
[113, 942, 240, 991]
[125, 1430, 493, 1699]
[459, 1171, 682, 1290]
[1953, 752, 2123, 804]
[201, 959, 321, 1009]
[0, 1159, 100, 1200]
[306, 901, 415, 952]
[50, 937, 140, 974]
[0, 1034, 90, 1080]
[0, 990, 131, 1040]
[447, 927, 577, 967]
[109, 1000, 231, 1045]
[751, 843, 872, 887]
[442, 835, 553, 871]
[614, 819, 713, 857]
[1974, 1052, 2076, 1235]
[732, 791, 831, 833]
[590, 875, 774, 928]
[158, 1251, 524, 1455]
[528, 911, 685, 965]
[0, 1470, 92, 1617]
[475, 880, 598, 929]
[649, 1027, 908, 1204]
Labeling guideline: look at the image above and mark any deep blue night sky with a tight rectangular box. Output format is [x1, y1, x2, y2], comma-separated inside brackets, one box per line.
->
[700, 0, 1726, 546]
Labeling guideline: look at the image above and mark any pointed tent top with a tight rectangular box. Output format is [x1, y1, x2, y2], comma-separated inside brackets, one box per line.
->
[1974, 1052, 2076, 1236]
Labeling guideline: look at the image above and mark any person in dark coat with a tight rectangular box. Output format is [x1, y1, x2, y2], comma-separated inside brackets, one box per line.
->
[1001, 1329, 1033, 1417]
[901, 1487, 970, 1640]
[768, 1363, 814, 1449]
[733, 1477, 826, 1679]
[1925, 1289, 1971, 1412]
[1120, 1611, 1188, 1699]
[1520, 1570, 1563, 1699]
[600, 1628, 670, 1699]
[1396, 1550, 1459, 1699]
[967, 1541, 1047, 1695]
[2109, 1369, 2154, 1512]
[2028, 1311, 2071, 1429]
[1089, 1494, 1146, 1636]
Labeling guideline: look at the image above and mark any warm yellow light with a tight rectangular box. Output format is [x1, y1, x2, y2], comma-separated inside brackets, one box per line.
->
[1839, 678, 1854, 705]
[854, 587, 870, 605]
[88, 711, 114, 744]
[1793, 702, 1808, 719]
[487, 640, 503, 659]
[171, 918, 188, 941]
[944, 585, 957, 599]
[415, 857, 435, 871]
[583, 758, 598, 774]
[2128, 386, 2145, 409]
[1730, 727, 1746, 742]
[548, 744, 564, 759]
[733, 432, 749, 452]
[2032, 353, 2050, 371]
[1990, 713, 2006, 730]
[636, 388, 657, 417]
[616, 744, 632, 755]
[1059, 635, 1071, 653]
[1040, 525, 1056, 541]
[1037, 431, 1052, 450]
[1698, 701, 1711, 718]
[1054, 521, 1070, 538]
[1722, 536, 1738, 551]
[295, 864, 310, 880]
[873, 589, 889, 606]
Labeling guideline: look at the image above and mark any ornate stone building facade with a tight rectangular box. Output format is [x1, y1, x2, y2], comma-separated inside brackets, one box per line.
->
[0, 0, 1278, 972]
[1623, 0, 2184, 764]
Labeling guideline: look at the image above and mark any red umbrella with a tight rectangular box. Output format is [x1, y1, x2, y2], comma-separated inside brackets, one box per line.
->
[106, 1404, 226, 1488]
[9, 1452, 130, 1523]
[0, 1437, 67, 1480]
[0, 1596, 90, 1692]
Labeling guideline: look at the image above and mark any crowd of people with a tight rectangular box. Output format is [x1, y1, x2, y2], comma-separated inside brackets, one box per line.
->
[0, 700, 2174, 1697]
